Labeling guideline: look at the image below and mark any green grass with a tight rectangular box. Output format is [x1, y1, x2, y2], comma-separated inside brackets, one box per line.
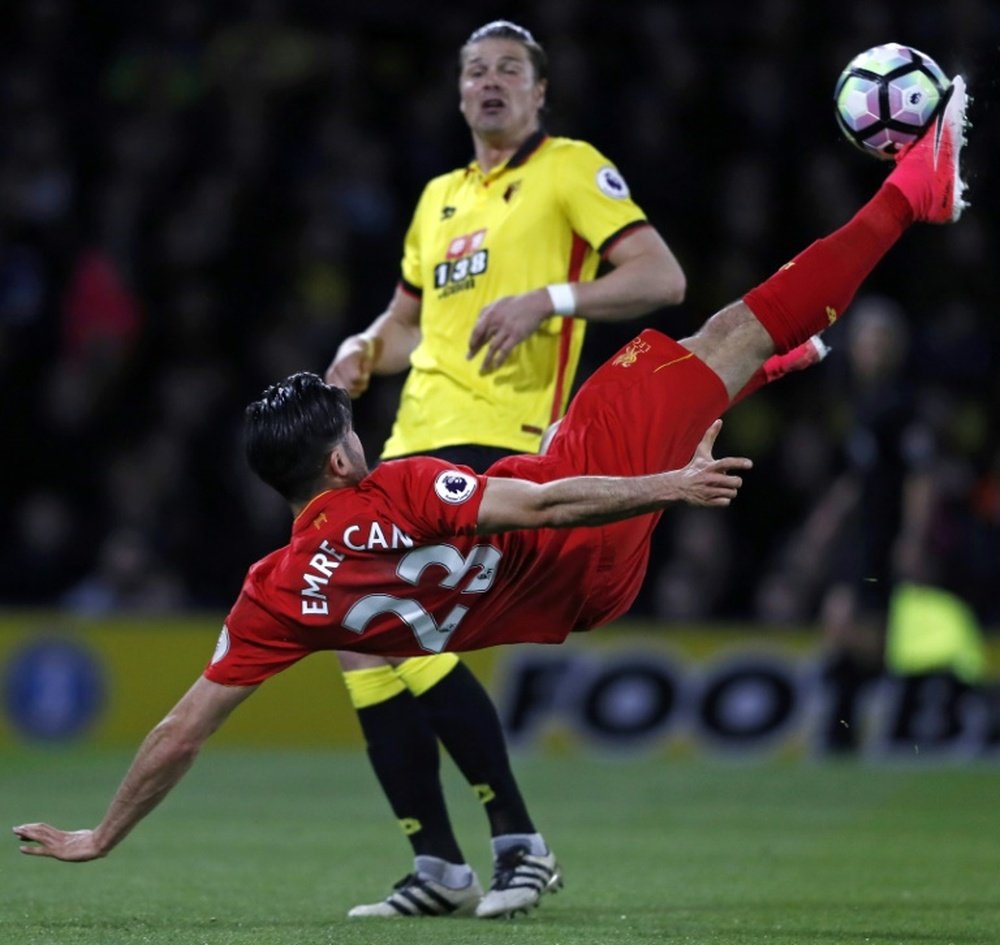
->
[2, 748, 999, 944]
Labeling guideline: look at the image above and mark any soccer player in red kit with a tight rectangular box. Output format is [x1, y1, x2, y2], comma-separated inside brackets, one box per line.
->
[208, 379, 741, 681]
[13, 75, 970, 870]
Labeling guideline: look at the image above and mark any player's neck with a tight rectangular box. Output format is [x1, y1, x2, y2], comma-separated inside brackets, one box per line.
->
[473, 126, 537, 174]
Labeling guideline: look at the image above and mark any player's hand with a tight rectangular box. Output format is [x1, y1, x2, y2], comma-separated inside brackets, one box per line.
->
[324, 336, 382, 398]
[467, 291, 549, 374]
[676, 420, 753, 507]
[13, 823, 106, 862]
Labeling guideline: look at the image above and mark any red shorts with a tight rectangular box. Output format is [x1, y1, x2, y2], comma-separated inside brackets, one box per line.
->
[542, 329, 730, 626]
[548, 330, 728, 477]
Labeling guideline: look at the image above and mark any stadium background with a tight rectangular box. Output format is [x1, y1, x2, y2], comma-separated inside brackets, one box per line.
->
[1, 0, 998, 752]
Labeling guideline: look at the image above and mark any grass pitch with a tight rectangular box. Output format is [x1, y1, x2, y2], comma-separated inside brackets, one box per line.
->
[3, 748, 998, 945]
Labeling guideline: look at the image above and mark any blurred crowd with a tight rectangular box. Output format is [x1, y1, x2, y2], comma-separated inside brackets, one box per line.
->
[1, 0, 998, 627]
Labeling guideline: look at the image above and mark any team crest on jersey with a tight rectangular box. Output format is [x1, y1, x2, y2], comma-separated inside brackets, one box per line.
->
[596, 165, 630, 199]
[211, 625, 230, 664]
[434, 470, 478, 504]
[613, 337, 651, 367]
[503, 180, 521, 203]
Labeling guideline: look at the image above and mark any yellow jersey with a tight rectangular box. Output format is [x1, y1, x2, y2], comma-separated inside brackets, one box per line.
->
[382, 130, 650, 458]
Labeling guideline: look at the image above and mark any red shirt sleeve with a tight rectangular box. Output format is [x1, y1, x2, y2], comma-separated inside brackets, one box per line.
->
[365, 458, 486, 541]
[204, 605, 303, 687]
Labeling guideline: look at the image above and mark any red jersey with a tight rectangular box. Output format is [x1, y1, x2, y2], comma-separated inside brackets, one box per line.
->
[207, 457, 601, 686]
[207, 330, 731, 687]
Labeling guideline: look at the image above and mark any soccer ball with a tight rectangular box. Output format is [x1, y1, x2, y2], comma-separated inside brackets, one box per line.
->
[834, 43, 949, 159]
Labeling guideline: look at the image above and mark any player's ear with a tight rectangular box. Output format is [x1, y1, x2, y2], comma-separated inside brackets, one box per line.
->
[534, 78, 547, 110]
[328, 445, 351, 479]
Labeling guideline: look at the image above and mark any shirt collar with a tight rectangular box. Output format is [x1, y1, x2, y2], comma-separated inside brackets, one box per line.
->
[466, 128, 548, 180]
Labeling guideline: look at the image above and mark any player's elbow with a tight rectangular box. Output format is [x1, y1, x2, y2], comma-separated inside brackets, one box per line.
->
[537, 508, 575, 530]
[627, 263, 685, 313]
[655, 267, 686, 307]
[530, 490, 586, 530]
[636, 238, 686, 308]
[480, 504, 553, 535]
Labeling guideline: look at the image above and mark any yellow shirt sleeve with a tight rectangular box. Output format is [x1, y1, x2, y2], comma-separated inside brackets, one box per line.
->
[554, 140, 648, 255]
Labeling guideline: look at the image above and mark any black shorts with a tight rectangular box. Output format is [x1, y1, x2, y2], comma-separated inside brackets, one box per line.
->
[388, 444, 519, 476]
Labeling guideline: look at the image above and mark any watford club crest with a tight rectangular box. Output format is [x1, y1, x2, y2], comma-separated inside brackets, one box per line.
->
[613, 338, 651, 367]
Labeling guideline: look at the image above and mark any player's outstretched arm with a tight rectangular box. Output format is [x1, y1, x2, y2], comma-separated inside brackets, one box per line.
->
[324, 285, 422, 397]
[477, 420, 751, 534]
[12, 677, 257, 862]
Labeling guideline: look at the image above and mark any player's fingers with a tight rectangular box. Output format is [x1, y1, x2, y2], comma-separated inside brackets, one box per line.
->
[714, 482, 741, 502]
[467, 317, 493, 358]
[332, 376, 358, 398]
[15, 822, 59, 841]
[479, 328, 501, 374]
[327, 356, 361, 389]
[484, 346, 507, 373]
[704, 474, 741, 499]
[18, 842, 55, 857]
[480, 343, 498, 374]
[715, 457, 752, 473]
[13, 824, 52, 854]
[697, 419, 723, 457]
[348, 370, 371, 399]
[480, 335, 511, 374]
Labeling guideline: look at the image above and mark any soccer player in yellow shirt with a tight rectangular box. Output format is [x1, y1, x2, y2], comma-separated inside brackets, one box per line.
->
[324, 20, 686, 919]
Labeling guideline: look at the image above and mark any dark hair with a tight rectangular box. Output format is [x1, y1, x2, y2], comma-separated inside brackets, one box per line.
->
[461, 20, 548, 83]
[245, 372, 353, 503]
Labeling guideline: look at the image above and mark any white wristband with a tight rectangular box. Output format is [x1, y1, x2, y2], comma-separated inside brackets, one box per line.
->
[546, 283, 577, 316]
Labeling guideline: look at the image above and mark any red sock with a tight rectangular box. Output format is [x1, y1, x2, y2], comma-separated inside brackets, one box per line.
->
[731, 337, 827, 405]
[743, 183, 913, 353]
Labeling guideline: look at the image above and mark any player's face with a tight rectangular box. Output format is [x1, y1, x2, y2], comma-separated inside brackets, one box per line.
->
[459, 38, 545, 145]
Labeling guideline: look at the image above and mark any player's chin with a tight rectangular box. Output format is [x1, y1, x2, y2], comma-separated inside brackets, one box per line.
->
[474, 111, 508, 132]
